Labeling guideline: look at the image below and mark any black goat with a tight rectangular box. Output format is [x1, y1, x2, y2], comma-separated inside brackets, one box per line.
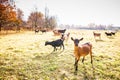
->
[40, 30, 47, 33]
[111, 32, 116, 35]
[45, 39, 64, 51]
[58, 29, 66, 33]
[35, 29, 39, 33]
[105, 32, 112, 36]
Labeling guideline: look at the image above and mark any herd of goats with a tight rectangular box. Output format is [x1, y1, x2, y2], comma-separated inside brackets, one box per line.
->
[34, 29, 117, 75]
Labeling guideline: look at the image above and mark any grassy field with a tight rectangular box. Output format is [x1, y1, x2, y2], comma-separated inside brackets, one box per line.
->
[0, 30, 120, 80]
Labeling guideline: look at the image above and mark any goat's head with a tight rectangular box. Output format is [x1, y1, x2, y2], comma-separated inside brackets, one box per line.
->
[60, 34, 65, 40]
[71, 37, 83, 46]
[45, 41, 48, 46]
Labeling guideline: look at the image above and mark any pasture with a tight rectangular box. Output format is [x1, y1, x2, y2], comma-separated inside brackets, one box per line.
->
[0, 30, 120, 80]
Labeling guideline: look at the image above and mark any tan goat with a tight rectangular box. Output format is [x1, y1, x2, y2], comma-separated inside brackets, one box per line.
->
[93, 32, 101, 40]
[71, 37, 93, 75]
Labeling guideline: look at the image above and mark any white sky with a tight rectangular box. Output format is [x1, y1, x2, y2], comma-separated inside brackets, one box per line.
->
[15, 0, 120, 26]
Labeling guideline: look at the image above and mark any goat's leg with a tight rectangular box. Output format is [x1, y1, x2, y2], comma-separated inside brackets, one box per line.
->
[62, 43, 64, 50]
[82, 57, 85, 63]
[55, 47, 57, 51]
[53, 47, 56, 51]
[99, 36, 101, 40]
[94, 36, 95, 39]
[90, 51, 93, 64]
[74, 58, 79, 75]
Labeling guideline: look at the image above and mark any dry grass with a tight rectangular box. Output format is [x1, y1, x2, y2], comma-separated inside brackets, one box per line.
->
[0, 29, 120, 80]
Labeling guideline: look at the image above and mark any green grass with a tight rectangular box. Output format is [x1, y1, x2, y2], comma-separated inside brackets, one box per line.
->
[0, 30, 120, 80]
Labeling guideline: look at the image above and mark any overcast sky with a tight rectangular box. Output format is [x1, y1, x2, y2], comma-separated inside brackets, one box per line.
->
[15, 0, 120, 26]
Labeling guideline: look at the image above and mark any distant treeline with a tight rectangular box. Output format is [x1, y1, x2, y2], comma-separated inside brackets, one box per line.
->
[58, 24, 120, 30]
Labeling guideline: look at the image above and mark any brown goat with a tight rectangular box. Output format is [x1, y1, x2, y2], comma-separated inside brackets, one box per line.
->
[53, 30, 61, 36]
[93, 32, 101, 40]
[71, 37, 93, 75]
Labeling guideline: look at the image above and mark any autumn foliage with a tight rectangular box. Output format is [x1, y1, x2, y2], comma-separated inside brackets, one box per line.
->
[0, 3, 17, 31]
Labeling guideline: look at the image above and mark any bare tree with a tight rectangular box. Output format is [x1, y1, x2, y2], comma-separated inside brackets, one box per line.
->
[48, 16, 57, 29]
[44, 6, 57, 29]
[16, 8, 24, 32]
[44, 6, 49, 28]
[27, 9, 44, 30]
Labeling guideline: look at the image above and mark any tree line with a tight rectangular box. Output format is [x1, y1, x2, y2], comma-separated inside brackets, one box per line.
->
[0, 3, 25, 33]
[27, 7, 57, 31]
[0, 2, 57, 34]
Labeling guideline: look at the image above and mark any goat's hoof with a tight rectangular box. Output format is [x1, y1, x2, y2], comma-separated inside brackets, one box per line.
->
[74, 71, 77, 75]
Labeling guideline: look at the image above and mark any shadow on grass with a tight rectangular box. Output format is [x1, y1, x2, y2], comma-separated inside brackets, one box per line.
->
[95, 39, 104, 42]
[33, 50, 64, 60]
[32, 48, 64, 60]
[83, 64, 96, 80]
[107, 36, 115, 39]
[45, 50, 64, 58]
[50, 49, 64, 54]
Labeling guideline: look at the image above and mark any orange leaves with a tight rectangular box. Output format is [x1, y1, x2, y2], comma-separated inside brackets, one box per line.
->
[0, 3, 17, 27]
[0, 4, 6, 10]
[8, 10, 17, 21]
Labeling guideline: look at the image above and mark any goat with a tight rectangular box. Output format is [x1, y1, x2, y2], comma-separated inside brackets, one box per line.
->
[71, 37, 93, 75]
[61, 33, 70, 41]
[111, 32, 115, 35]
[105, 32, 112, 36]
[93, 32, 101, 39]
[45, 39, 64, 51]
[35, 29, 39, 34]
[53, 30, 61, 36]
[40, 29, 47, 33]
[58, 29, 66, 33]
[111, 31, 116, 35]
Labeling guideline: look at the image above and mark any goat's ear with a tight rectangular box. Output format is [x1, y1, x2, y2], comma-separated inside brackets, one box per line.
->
[79, 38, 83, 41]
[71, 37, 74, 41]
